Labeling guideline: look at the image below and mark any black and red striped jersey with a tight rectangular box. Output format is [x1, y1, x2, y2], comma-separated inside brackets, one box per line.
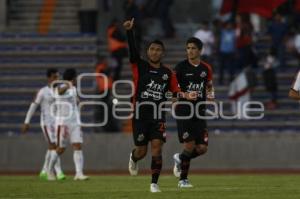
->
[127, 30, 180, 120]
[174, 59, 213, 116]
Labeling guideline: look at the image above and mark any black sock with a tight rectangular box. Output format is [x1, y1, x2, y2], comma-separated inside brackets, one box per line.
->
[131, 149, 139, 162]
[179, 150, 192, 180]
[190, 148, 201, 159]
[151, 156, 162, 184]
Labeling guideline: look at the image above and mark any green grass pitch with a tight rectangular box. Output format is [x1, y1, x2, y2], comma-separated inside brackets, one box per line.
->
[1, 175, 300, 199]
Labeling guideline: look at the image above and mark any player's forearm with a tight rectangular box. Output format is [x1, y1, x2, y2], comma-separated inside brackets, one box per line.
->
[58, 85, 69, 95]
[126, 30, 139, 62]
[206, 84, 215, 101]
[24, 103, 38, 124]
[289, 89, 300, 100]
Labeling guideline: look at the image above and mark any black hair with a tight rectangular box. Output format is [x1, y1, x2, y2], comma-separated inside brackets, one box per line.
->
[186, 37, 203, 50]
[202, 20, 209, 26]
[63, 68, 77, 81]
[46, 68, 58, 78]
[148, 39, 165, 51]
[270, 46, 277, 56]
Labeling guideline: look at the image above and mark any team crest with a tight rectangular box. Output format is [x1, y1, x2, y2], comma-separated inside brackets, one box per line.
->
[162, 74, 169, 80]
[137, 134, 145, 142]
[200, 72, 207, 78]
[182, 132, 189, 139]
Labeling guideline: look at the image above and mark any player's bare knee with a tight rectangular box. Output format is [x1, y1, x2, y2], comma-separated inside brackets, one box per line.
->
[72, 143, 82, 150]
[48, 143, 56, 150]
[151, 141, 163, 156]
[151, 147, 162, 156]
[135, 146, 147, 158]
[56, 147, 65, 155]
[196, 145, 208, 155]
[183, 142, 195, 152]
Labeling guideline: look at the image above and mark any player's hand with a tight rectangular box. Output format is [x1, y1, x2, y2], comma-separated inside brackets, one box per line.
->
[123, 18, 134, 30]
[185, 91, 198, 101]
[21, 124, 30, 134]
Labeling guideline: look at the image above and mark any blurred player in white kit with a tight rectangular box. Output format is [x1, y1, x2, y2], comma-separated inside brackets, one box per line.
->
[22, 68, 65, 180]
[47, 68, 88, 181]
[289, 71, 300, 100]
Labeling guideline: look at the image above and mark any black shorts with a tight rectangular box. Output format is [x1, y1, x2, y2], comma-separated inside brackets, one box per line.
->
[176, 118, 208, 145]
[132, 119, 166, 146]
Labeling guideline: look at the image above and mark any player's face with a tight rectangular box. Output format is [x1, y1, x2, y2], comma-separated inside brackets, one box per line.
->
[186, 43, 201, 60]
[48, 72, 59, 83]
[147, 43, 164, 64]
[71, 78, 77, 86]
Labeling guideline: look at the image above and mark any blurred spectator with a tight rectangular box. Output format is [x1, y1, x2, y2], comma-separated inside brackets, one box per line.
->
[194, 21, 215, 62]
[102, 0, 112, 12]
[6, 0, 11, 26]
[262, 48, 279, 110]
[143, 0, 159, 18]
[143, 0, 175, 37]
[294, 28, 300, 64]
[123, 0, 142, 49]
[157, 0, 175, 38]
[236, 14, 258, 70]
[268, 13, 288, 69]
[94, 57, 121, 132]
[250, 13, 262, 35]
[219, 21, 236, 85]
[107, 18, 128, 81]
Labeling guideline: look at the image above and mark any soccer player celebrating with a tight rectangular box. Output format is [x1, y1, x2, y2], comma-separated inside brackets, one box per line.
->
[173, 37, 215, 188]
[289, 71, 300, 100]
[123, 18, 196, 193]
[22, 68, 65, 180]
[47, 68, 89, 181]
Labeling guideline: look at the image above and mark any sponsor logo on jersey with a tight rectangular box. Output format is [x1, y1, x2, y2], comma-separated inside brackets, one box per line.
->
[137, 134, 145, 142]
[182, 132, 189, 139]
[200, 71, 207, 78]
[142, 79, 167, 100]
[162, 74, 169, 80]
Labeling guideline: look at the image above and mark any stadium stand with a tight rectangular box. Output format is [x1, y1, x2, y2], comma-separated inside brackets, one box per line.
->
[1, 0, 300, 135]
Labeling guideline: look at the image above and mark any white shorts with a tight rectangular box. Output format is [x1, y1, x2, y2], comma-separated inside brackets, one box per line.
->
[41, 124, 56, 144]
[56, 123, 83, 148]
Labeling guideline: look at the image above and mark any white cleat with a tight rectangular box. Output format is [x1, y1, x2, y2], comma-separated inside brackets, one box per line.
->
[128, 153, 138, 176]
[173, 153, 181, 178]
[150, 183, 161, 193]
[178, 179, 193, 188]
[47, 171, 56, 181]
[74, 174, 89, 181]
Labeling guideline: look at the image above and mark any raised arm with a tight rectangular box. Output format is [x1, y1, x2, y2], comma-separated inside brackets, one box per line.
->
[123, 18, 140, 63]
[289, 71, 300, 100]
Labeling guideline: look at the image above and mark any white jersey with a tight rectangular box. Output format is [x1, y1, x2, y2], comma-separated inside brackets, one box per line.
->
[34, 86, 56, 126]
[292, 71, 300, 92]
[56, 86, 80, 125]
[194, 29, 215, 56]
